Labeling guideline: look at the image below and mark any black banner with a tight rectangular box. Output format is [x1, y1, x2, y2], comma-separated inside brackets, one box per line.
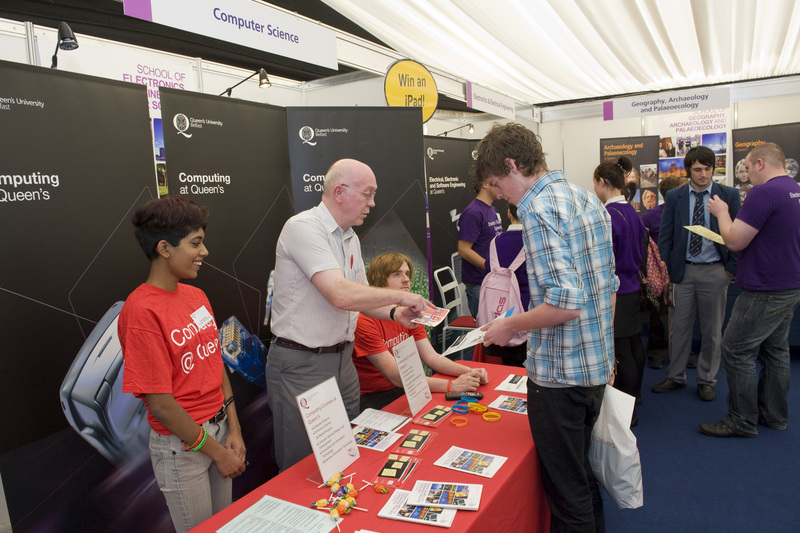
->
[600, 136, 660, 213]
[159, 88, 293, 340]
[286, 107, 428, 295]
[0, 60, 160, 530]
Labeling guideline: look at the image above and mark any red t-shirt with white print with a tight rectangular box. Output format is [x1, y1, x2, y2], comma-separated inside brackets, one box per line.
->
[119, 283, 223, 435]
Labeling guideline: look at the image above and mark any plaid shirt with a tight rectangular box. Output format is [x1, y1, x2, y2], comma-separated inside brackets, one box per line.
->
[517, 170, 618, 386]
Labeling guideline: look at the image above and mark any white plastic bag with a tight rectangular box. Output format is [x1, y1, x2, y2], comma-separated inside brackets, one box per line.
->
[589, 385, 643, 509]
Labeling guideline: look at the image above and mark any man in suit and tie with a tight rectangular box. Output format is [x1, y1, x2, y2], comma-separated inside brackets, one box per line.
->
[653, 146, 741, 401]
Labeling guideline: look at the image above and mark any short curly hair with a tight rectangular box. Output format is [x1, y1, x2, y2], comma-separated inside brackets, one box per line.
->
[132, 196, 208, 260]
[470, 123, 548, 185]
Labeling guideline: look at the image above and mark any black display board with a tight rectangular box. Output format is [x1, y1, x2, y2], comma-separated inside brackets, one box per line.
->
[286, 107, 429, 294]
[600, 136, 661, 213]
[0, 60, 161, 531]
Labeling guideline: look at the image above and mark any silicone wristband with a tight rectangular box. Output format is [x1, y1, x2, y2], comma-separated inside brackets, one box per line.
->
[447, 380, 451, 393]
[460, 396, 478, 404]
[183, 427, 204, 451]
[469, 403, 488, 414]
[189, 427, 208, 451]
[482, 411, 502, 423]
[450, 416, 469, 428]
[451, 404, 469, 414]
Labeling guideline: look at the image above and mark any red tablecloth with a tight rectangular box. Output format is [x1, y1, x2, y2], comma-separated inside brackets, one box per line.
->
[191, 361, 550, 532]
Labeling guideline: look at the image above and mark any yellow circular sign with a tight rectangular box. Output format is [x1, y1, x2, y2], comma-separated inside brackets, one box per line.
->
[384, 59, 438, 123]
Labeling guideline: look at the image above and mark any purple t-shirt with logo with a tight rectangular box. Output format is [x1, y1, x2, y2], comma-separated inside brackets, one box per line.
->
[459, 198, 502, 284]
[735, 175, 800, 291]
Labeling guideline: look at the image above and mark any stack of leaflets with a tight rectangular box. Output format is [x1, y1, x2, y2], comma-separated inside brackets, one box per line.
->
[407, 480, 483, 510]
[377, 489, 457, 528]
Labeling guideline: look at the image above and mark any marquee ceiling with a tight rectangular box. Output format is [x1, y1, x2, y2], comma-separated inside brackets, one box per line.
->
[320, 0, 800, 105]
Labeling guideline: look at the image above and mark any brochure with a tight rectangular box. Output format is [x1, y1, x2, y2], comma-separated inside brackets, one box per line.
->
[407, 480, 483, 511]
[489, 394, 528, 415]
[218, 495, 338, 533]
[410, 305, 449, 327]
[376, 489, 457, 528]
[433, 445, 507, 478]
[352, 425, 403, 452]
[495, 373, 528, 394]
[441, 308, 513, 357]
[350, 408, 411, 433]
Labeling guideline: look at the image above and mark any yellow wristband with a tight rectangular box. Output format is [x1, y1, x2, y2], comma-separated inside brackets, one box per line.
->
[450, 416, 469, 428]
[482, 411, 502, 423]
[468, 403, 488, 414]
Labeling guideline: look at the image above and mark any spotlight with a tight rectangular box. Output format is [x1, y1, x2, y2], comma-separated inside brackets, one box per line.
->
[51, 22, 79, 69]
[220, 68, 271, 97]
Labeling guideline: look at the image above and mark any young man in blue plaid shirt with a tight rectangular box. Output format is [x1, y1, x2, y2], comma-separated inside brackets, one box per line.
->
[475, 123, 618, 533]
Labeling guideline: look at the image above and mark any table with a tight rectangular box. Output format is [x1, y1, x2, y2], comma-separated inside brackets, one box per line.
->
[191, 361, 550, 532]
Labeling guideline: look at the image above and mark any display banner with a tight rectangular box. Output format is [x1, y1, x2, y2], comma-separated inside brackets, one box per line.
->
[123, 0, 338, 70]
[0, 60, 163, 531]
[424, 136, 476, 292]
[599, 136, 660, 214]
[731, 122, 800, 202]
[603, 87, 730, 121]
[286, 107, 429, 296]
[159, 88, 293, 344]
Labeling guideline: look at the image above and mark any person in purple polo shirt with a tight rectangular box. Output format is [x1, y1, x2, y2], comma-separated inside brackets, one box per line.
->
[458, 177, 503, 317]
[700, 142, 800, 438]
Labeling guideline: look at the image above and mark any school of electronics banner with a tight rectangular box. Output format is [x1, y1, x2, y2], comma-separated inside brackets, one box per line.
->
[599, 136, 660, 214]
[731, 122, 800, 202]
[0, 60, 165, 532]
[423, 136, 477, 298]
[286, 107, 429, 295]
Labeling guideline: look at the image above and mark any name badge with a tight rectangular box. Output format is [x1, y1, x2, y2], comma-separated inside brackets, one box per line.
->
[191, 305, 214, 329]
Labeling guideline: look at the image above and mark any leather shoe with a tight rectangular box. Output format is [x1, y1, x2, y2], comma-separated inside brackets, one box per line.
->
[698, 384, 716, 401]
[651, 379, 685, 393]
[699, 420, 755, 438]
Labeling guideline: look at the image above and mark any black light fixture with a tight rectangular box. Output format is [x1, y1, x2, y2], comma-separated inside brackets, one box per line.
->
[438, 123, 475, 137]
[219, 68, 271, 97]
[50, 22, 79, 69]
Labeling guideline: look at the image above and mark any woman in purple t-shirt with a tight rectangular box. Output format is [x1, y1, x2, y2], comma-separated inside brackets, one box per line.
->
[594, 156, 647, 427]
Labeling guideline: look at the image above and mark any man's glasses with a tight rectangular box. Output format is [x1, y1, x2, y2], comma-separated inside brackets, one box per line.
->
[341, 183, 376, 200]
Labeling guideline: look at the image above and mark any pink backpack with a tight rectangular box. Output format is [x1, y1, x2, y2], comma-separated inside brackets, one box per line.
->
[476, 238, 527, 347]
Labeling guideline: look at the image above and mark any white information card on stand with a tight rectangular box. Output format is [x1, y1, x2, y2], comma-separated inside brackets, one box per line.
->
[296, 376, 359, 481]
[393, 336, 432, 416]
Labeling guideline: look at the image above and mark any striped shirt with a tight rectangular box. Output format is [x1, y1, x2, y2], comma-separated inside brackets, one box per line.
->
[517, 170, 618, 386]
[271, 202, 367, 347]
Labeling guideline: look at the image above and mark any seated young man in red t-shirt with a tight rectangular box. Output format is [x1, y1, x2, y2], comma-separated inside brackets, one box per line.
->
[353, 252, 489, 412]
[118, 196, 246, 533]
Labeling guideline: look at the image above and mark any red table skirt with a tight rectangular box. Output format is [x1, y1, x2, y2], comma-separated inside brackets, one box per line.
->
[191, 361, 550, 532]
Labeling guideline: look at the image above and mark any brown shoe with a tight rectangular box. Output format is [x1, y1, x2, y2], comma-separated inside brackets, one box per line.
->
[698, 384, 715, 401]
[699, 420, 755, 438]
[651, 379, 686, 393]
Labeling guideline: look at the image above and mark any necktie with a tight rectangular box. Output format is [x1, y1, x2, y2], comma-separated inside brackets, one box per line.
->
[689, 190, 707, 256]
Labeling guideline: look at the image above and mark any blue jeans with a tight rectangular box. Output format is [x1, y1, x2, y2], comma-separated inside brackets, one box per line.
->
[464, 282, 481, 318]
[149, 419, 231, 533]
[722, 288, 800, 434]
[528, 380, 605, 533]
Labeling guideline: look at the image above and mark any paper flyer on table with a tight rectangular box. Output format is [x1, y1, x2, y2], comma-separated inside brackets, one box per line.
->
[376, 489, 457, 528]
[296, 376, 359, 481]
[441, 308, 513, 357]
[410, 305, 449, 327]
[685, 225, 725, 245]
[217, 495, 338, 533]
[433, 445, 507, 478]
[495, 373, 528, 394]
[489, 394, 528, 414]
[394, 335, 432, 415]
[407, 480, 483, 510]
[350, 408, 411, 433]
[352, 425, 403, 452]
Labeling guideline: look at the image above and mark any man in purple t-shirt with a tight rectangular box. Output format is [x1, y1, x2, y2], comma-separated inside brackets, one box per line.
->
[700, 142, 800, 438]
[458, 178, 503, 317]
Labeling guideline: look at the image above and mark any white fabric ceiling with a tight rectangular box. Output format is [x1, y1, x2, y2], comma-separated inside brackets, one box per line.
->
[321, 0, 800, 105]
